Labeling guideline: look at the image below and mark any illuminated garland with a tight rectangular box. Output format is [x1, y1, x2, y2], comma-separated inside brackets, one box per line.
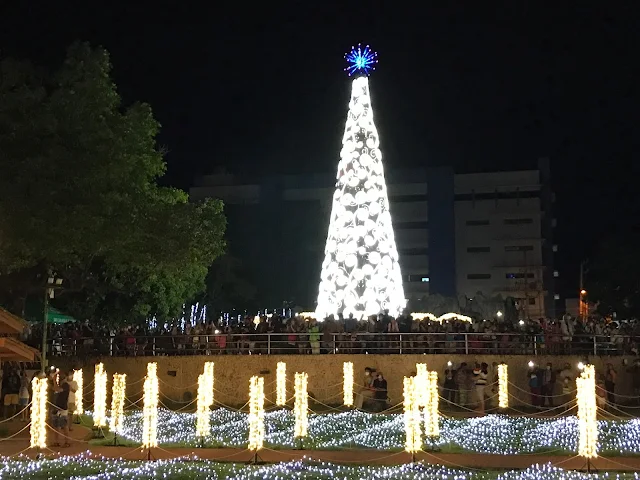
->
[93, 363, 107, 428]
[276, 362, 287, 406]
[415, 363, 428, 408]
[294, 372, 308, 439]
[110, 374, 126, 435]
[142, 362, 159, 448]
[73, 369, 83, 415]
[30, 376, 47, 449]
[577, 364, 597, 458]
[410, 312, 472, 323]
[498, 364, 508, 409]
[196, 362, 215, 438]
[426, 371, 439, 437]
[403, 376, 422, 453]
[343, 362, 354, 406]
[248, 376, 265, 451]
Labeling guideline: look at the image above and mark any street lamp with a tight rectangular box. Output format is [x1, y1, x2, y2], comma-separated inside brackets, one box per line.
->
[496, 311, 503, 318]
[41, 275, 63, 373]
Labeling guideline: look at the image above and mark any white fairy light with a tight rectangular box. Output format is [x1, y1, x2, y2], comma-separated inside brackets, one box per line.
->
[498, 364, 509, 409]
[110, 373, 126, 435]
[30, 376, 47, 449]
[293, 372, 308, 439]
[403, 376, 422, 454]
[415, 363, 428, 408]
[93, 363, 107, 428]
[343, 362, 354, 406]
[276, 362, 287, 406]
[248, 376, 265, 452]
[316, 75, 405, 319]
[410, 312, 473, 323]
[577, 364, 597, 459]
[196, 362, 215, 438]
[426, 371, 440, 438]
[142, 362, 159, 448]
[73, 368, 83, 415]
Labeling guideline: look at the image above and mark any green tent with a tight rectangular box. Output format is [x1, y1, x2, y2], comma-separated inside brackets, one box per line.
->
[23, 298, 77, 324]
[46, 307, 76, 324]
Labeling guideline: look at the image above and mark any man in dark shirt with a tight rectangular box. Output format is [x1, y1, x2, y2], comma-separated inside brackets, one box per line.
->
[372, 372, 388, 412]
[51, 370, 71, 447]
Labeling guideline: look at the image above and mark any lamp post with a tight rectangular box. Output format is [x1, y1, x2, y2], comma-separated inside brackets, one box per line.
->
[41, 275, 63, 373]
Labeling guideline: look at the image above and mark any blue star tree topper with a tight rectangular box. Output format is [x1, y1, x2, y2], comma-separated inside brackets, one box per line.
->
[344, 44, 378, 76]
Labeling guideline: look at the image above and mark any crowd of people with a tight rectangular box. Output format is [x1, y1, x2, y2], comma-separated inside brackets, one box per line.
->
[22, 311, 640, 357]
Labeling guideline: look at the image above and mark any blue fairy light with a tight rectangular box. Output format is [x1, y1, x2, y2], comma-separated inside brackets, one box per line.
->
[344, 44, 378, 76]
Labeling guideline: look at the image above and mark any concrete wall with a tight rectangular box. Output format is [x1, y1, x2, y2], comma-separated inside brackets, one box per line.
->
[55, 355, 636, 409]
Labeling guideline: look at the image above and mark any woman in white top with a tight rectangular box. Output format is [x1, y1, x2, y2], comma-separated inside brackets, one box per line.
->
[473, 362, 489, 415]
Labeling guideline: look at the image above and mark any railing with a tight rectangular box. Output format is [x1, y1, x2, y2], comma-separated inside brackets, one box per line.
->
[39, 332, 636, 357]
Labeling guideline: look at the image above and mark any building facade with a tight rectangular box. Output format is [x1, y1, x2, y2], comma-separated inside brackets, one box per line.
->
[191, 158, 556, 318]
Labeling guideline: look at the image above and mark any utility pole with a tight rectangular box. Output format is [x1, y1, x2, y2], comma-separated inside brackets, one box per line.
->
[41, 274, 63, 372]
[579, 261, 588, 321]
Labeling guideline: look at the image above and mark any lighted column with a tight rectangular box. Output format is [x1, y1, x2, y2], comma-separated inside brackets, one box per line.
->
[403, 376, 422, 455]
[426, 371, 439, 437]
[73, 369, 83, 415]
[142, 362, 159, 448]
[294, 372, 309, 439]
[30, 376, 47, 449]
[110, 374, 126, 435]
[196, 362, 215, 438]
[415, 363, 428, 408]
[498, 364, 509, 409]
[343, 362, 354, 406]
[248, 376, 265, 452]
[276, 362, 287, 406]
[93, 363, 107, 428]
[315, 45, 405, 319]
[577, 364, 598, 459]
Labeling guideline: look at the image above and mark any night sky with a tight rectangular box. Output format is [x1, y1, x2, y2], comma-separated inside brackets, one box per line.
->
[1, 2, 637, 298]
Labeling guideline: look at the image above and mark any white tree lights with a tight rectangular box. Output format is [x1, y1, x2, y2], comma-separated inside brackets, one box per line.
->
[316, 73, 405, 319]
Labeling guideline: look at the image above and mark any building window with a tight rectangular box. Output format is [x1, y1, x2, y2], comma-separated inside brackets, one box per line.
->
[467, 273, 491, 280]
[554, 293, 560, 300]
[394, 221, 429, 229]
[398, 247, 429, 255]
[466, 219, 489, 226]
[504, 218, 533, 225]
[552, 244, 558, 252]
[467, 246, 490, 253]
[528, 298, 536, 305]
[421, 277, 429, 282]
[404, 274, 430, 282]
[553, 270, 559, 277]
[505, 273, 535, 279]
[505, 245, 534, 252]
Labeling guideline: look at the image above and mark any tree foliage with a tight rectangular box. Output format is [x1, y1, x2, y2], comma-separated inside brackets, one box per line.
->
[587, 234, 640, 318]
[0, 43, 225, 324]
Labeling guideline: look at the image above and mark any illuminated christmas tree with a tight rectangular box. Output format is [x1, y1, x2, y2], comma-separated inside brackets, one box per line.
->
[316, 44, 405, 320]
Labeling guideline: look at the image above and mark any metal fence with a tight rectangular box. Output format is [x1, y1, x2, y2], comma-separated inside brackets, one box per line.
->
[44, 332, 635, 357]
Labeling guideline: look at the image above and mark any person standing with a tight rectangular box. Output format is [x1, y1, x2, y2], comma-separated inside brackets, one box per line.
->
[627, 359, 640, 405]
[63, 371, 78, 429]
[51, 370, 72, 448]
[355, 367, 375, 410]
[528, 366, 541, 408]
[18, 370, 30, 422]
[455, 363, 469, 407]
[473, 363, 489, 415]
[443, 369, 456, 405]
[605, 363, 617, 405]
[541, 362, 556, 407]
[308, 319, 321, 355]
[2, 368, 20, 419]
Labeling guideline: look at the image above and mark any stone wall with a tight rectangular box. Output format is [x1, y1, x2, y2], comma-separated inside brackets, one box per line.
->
[54, 355, 636, 408]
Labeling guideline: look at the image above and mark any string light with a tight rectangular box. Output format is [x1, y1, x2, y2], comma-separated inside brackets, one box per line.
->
[30, 376, 47, 449]
[415, 363, 428, 408]
[293, 372, 308, 439]
[142, 362, 159, 448]
[577, 364, 597, 459]
[403, 376, 422, 454]
[410, 312, 473, 323]
[248, 376, 265, 452]
[73, 368, 83, 415]
[110, 374, 126, 435]
[426, 371, 439, 438]
[196, 362, 215, 438]
[498, 363, 509, 409]
[315, 74, 405, 319]
[343, 362, 354, 406]
[93, 363, 107, 428]
[276, 362, 287, 406]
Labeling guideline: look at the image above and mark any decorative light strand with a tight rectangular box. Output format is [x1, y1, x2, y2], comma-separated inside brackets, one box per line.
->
[403, 376, 422, 453]
[73, 369, 83, 415]
[142, 362, 159, 448]
[498, 364, 509, 409]
[426, 371, 440, 437]
[343, 362, 354, 407]
[248, 376, 265, 452]
[294, 372, 308, 439]
[110, 374, 126, 435]
[30, 376, 47, 449]
[196, 362, 215, 438]
[415, 363, 428, 408]
[93, 363, 107, 428]
[315, 75, 405, 319]
[577, 364, 598, 458]
[276, 362, 287, 406]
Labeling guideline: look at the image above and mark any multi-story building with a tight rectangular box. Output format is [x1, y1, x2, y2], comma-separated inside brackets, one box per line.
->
[190, 158, 555, 317]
